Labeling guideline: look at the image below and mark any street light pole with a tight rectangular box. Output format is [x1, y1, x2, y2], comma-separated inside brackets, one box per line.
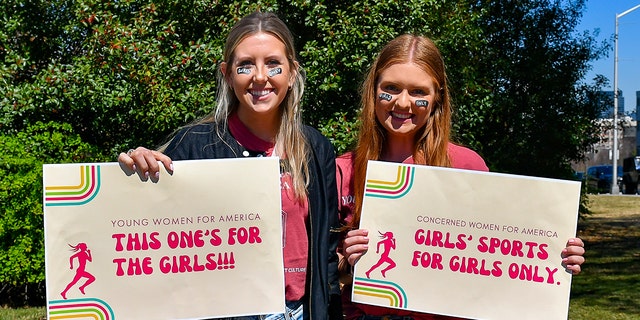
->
[612, 3, 640, 194]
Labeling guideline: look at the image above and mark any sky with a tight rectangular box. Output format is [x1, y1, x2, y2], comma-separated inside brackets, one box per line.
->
[578, 0, 640, 114]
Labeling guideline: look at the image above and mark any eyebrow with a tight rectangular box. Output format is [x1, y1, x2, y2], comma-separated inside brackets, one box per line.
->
[234, 52, 287, 61]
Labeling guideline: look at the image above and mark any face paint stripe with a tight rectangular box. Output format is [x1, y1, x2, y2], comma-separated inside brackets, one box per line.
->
[379, 93, 392, 101]
[415, 100, 429, 107]
[267, 67, 282, 77]
[237, 67, 252, 75]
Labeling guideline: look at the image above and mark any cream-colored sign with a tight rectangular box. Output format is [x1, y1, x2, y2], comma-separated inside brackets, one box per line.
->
[43, 158, 285, 320]
[353, 161, 580, 320]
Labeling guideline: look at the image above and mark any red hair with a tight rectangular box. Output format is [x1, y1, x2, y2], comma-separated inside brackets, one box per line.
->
[350, 34, 453, 229]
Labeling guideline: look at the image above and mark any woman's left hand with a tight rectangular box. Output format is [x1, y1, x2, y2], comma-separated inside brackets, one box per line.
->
[562, 237, 585, 275]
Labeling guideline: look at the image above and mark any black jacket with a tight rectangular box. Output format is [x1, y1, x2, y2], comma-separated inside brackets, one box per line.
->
[164, 122, 343, 320]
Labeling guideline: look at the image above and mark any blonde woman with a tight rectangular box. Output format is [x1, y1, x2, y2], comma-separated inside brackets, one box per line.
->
[119, 12, 342, 320]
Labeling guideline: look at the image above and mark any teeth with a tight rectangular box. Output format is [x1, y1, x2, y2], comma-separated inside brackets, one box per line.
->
[391, 112, 412, 119]
[251, 90, 271, 96]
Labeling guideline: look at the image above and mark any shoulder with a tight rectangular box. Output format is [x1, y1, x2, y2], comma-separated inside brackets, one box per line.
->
[336, 151, 355, 168]
[164, 122, 229, 160]
[302, 125, 329, 143]
[168, 122, 219, 146]
[447, 143, 489, 171]
[336, 152, 355, 181]
[173, 123, 218, 139]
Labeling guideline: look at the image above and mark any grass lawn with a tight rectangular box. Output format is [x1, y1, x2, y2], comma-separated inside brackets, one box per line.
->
[568, 194, 640, 320]
[0, 306, 45, 320]
[1, 195, 639, 320]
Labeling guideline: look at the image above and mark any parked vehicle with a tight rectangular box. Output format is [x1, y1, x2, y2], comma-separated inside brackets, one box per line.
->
[622, 156, 640, 194]
[586, 165, 623, 194]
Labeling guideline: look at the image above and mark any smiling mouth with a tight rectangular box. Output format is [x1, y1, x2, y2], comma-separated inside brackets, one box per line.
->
[250, 89, 273, 97]
[391, 111, 412, 119]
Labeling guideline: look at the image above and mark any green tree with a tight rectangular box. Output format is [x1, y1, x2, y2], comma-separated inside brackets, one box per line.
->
[0, 0, 610, 304]
[2, 0, 607, 173]
[0, 122, 103, 303]
[459, 0, 610, 180]
[284, 0, 489, 152]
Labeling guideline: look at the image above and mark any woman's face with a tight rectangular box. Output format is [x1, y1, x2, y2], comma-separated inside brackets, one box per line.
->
[222, 32, 295, 120]
[375, 62, 436, 140]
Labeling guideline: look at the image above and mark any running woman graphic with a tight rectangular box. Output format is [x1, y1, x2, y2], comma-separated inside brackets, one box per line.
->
[365, 231, 397, 278]
[60, 242, 96, 299]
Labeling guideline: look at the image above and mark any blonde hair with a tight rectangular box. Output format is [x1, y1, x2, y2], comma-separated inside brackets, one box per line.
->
[351, 34, 453, 228]
[162, 12, 309, 199]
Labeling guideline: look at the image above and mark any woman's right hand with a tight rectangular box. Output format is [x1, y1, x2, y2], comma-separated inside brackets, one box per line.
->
[343, 229, 370, 266]
[117, 147, 173, 181]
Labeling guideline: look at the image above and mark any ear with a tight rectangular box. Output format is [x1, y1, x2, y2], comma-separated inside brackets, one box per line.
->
[220, 61, 228, 78]
[289, 60, 300, 88]
[220, 62, 233, 90]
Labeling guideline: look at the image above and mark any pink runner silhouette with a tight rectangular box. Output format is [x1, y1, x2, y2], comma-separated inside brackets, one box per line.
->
[60, 243, 95, 299]
[365, 231, 397, 278]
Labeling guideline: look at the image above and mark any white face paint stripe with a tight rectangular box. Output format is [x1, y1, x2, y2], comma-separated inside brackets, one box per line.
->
[416, 100, 429, 107]
[379, 93, 392, 101]
[267, 67, 282, 77]
[237, 67, 252, 75]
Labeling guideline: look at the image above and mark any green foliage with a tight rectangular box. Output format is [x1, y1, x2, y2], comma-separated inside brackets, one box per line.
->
[317, 111, 359, 156]
[0, 0, 611, 301]
[2, 0, 223, 154]
[287, 0, 483, 127]
[1, 0, 608, 169]
[0, 122, 102, 286]
[460, 0, 609, 180]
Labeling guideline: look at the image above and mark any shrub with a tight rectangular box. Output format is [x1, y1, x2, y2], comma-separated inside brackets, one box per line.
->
[0, 122, 104, 306]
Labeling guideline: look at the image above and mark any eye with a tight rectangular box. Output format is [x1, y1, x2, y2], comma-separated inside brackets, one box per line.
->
[267, 59, 282, 67]
[382, 84, 400, 94]
[236, 60, 254, 68]
[410, 89, 427, 96]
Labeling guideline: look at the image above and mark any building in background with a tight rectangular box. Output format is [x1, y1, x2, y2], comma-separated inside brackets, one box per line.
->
[573, 90, 638, 177]
[637, 91, 640, 153]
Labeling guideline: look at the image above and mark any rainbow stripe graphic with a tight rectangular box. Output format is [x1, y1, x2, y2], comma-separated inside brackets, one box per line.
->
[364, 165, 414, 199]
[45, 165, 102, 207]
[48, 298, 115, 320]
[354, 277, 408, 308]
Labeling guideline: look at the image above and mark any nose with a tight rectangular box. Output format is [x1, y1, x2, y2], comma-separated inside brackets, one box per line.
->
[395, 90, 411, 108]
[253, 65, 267, 82]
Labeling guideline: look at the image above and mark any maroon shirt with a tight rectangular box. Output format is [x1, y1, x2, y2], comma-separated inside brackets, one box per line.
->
[229, 114, 309, 301]
[336, 145, 489, 320]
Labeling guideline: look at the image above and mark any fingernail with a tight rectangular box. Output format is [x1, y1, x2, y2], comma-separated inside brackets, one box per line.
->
[170, 164, 174, 172]
[145, 171, 150, 179]
[154, 172, 160, 179]
[132, 164, 137, 171]
[568, 239, 575, 244]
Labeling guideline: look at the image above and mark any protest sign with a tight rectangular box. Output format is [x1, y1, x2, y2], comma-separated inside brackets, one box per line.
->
[43, 158, 284, 319]
[352, 161, 580, 320]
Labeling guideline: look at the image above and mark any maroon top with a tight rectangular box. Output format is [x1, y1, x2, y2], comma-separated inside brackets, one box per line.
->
[336, 144, 489, 320]
[229, 113, 309, 301]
